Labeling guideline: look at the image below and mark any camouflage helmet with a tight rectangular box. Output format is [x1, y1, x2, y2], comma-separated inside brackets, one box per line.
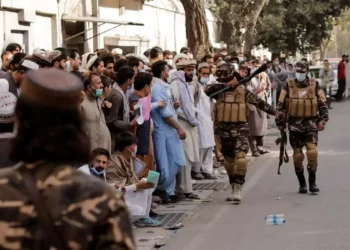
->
[294, 61, 309, 73]
[216, 62, 235, 72]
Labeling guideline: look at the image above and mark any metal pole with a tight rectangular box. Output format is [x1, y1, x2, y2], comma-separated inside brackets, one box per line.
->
[57, 0, 61, 47]
[84, 24, 121, 41]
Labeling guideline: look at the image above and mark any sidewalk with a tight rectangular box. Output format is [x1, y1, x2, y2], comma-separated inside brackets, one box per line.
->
[135, 120, 279, 249]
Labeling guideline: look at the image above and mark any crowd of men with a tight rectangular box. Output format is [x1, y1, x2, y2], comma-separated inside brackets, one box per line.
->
[0, 42, 333, 235]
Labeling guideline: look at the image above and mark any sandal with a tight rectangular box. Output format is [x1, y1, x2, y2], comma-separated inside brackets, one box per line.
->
[184, 193, 201, 200]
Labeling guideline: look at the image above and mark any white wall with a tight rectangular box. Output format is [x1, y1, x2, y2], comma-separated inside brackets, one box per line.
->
[98, 0, 218, 54]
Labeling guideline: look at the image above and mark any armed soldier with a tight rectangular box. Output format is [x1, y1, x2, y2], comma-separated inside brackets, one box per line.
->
[276, 61, 329, 194]
[205, 63, 277, 204]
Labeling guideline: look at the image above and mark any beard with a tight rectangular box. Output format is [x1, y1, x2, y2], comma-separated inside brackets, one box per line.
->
[185, 74, 193, 82]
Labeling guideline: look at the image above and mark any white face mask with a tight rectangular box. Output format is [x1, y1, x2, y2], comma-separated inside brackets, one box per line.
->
[296, 72, 306, 82]
[200, 77, 210, 85]
[129, 146, 137, 156]
[166, 59, 173, 66]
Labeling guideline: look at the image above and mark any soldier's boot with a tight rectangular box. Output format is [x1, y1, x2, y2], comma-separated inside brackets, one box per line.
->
[232, 152, 247, 204]
[293, 148, 307, 193]
[306, 144, 319, 193]
[232, 183, 242, 203]
[224, 157, 236, 202]
[307, 166, 319, 193]
[295, 168, 307, 194]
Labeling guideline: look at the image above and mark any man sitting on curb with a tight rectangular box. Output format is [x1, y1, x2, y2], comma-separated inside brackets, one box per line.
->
[106, 131, 161, 228]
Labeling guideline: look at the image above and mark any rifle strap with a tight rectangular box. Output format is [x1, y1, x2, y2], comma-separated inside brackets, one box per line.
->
[19, 166, 69, 250]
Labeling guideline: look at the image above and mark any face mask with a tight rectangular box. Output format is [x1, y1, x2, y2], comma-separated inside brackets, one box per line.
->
[193, 70, 197, 76]
[200, 77, 210, 85]
[275, 62, 280, 66]
[65, 61, 71, 71]
[296, 73, 306, 82]
[92, 88, 103, 97]
[166, 59, 173, 66]
[140, 69, 146, 73]
[129, 146, 137, 156]
[90, 166, 105, 176]
[238, 57, 244, 63]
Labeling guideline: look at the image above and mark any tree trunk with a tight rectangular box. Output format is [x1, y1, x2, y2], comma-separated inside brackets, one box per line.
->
[320, 39, 330, 60]
[243, 0, 268, 55]
[180, 0, 213, 61]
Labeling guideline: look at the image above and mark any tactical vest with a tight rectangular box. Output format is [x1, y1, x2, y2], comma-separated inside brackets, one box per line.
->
[216, 85, 247, 123]
[287, 79, 318, 118]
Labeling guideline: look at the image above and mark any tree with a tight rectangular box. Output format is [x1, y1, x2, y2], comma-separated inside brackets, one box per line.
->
[179, 0, 213, 61]
[255, 0, 348, 56]
[211, 0, 268, 54]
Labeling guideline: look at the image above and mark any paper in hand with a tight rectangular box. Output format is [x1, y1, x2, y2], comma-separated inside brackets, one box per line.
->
[133, 102, 144, 125]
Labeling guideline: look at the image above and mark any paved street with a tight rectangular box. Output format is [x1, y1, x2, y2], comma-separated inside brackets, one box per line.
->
[163, 100, 350, 250]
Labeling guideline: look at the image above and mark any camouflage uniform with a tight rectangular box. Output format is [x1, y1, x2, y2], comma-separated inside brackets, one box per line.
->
[205, 80, 275, 202]
[0, 162, 135, 250]
[276, 62, 329, 193]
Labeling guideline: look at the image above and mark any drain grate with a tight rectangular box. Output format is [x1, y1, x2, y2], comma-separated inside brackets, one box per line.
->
[154, 212, 186, 227]
[193, 182, 227, 191]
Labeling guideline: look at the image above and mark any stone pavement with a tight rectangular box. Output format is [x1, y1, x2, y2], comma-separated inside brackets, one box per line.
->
[135, 119, 279, 249]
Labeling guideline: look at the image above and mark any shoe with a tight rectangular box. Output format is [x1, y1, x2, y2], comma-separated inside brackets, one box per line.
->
[308, 167, 320, 193]
[233, 184, 242, 203]
[226, 184, 235, 201]
[151, 202, 158, 209]
[295, 168, 308, 194]
[184, 193, 201, 200]
[149, 209, 159, 218]
[259, 149, 271, 155]
[328, 106, 333, 109]
[202, 172, 217, 180]
[169, 193, 185, 203]
[134, 218, 161, 228]
[153, 190, 170, 204]
[152, 196, 162, 204]
[252, 151, 260, 157]
[191, 172, 205, 180]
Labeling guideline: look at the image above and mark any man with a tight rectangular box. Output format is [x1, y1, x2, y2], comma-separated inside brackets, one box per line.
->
[101, 53, 115, 77]
[106, 131, 160, 227]
[163, 50, 174, 66]
[1, 51, 12, 72]
[205, 63, 276, 204]
[180, 47, 190, 55]
[81, 72, 111, 152]
[336, 54, 348, 101]
[149, 46, 163, 65]
[0, 69, 135, 249]
[170, 59, 201, 199]
[68, 49, 81, 73]
[276, 61, 328, 194]
[287, 63, 296, 79]
[151, 61, 186, 203]
[8, 52, 26, 72]
[0, 91, 16, 168]
[87, 55, 105, 74]
[0, 58, 39, 96]
[319, 59, 335, 109]
[104, 66, 138, 152]
[47, 50, 67, 70]
[192, 63, 216, 179]
[5, 43, 22, 54]
[78, 148, 110, 181]
[247, 63, 271, 157]
[112, 48, 123, 56]
[272, 57, 288, 102]
[128, 56, 144, 74]
[201, 54, 217, 85]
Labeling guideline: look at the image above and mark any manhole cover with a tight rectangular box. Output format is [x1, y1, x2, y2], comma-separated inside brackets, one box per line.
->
[154, 212, 187, 227]
[193, 182, 226, 191]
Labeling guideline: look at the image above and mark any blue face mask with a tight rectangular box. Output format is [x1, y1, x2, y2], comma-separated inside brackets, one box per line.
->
[65, 60, 71, 71]
[296, 73, 306, 82]
[93, 88, 103, 97]
[200, 77, 210, 85]
[90, 166, 105, 176]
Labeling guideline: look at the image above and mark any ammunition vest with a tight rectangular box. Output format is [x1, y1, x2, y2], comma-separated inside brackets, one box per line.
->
[287, 79, 318, 118]
[216, 85, 247, 123]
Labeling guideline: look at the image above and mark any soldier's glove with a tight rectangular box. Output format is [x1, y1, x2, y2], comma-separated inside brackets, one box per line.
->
[275, 111, 285, 129]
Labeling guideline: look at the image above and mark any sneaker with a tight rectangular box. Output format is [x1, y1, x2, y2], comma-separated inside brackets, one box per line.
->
[202, 172, 217, 180]
[134, 218, 161, 228]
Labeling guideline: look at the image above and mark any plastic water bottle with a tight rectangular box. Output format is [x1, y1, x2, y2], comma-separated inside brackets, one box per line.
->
[265, 214, 286, 225]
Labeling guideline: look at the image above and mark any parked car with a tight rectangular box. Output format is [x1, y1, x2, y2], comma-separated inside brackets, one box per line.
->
[309, 65, 338, 97]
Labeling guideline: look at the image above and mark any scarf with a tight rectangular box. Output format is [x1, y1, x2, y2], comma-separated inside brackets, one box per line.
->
[171, 71, 199, 126]
[114, 84, 130, 122]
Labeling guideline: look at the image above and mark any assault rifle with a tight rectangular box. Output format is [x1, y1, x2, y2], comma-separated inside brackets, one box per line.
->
[209, 64, 268, 98]
[276, 113, 289, 174]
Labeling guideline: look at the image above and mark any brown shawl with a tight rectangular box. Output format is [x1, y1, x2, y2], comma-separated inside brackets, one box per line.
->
[106, 152, 139, 186]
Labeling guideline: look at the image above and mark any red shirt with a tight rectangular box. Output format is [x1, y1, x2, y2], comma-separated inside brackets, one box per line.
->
[338, 61, 346, 80]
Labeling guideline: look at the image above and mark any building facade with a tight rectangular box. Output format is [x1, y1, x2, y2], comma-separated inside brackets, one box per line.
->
[0, 0, 221, 54]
